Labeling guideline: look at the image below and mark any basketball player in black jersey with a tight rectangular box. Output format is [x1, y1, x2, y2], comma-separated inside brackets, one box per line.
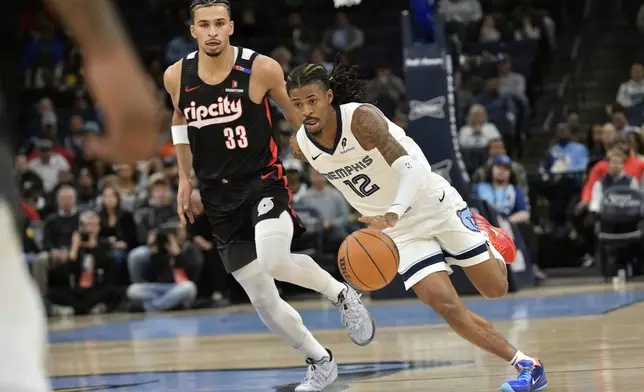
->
[2, 1, 160, 391]
[164, 1, 374, 390]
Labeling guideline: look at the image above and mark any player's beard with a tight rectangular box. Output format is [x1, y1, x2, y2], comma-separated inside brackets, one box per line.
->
[203, 43, 225, 57]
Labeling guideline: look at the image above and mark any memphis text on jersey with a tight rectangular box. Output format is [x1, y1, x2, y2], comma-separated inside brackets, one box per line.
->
[183, 96, 242, 129]
[320, 155, 373, 180]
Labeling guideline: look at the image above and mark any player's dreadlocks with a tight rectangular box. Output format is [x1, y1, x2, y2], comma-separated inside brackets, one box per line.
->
[286, 56, 367, 106]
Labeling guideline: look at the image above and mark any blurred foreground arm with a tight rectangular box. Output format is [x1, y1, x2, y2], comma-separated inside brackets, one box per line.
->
[45, 0, 160, 163]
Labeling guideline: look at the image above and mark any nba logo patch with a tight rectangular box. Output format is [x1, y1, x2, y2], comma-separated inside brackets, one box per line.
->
[232, 80, 238, 89]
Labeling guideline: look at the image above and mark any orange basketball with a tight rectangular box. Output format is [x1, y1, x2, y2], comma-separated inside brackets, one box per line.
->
[337, 229, 400, 292]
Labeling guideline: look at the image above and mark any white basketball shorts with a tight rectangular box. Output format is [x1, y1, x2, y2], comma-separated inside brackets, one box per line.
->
[384, 186, 490, 290]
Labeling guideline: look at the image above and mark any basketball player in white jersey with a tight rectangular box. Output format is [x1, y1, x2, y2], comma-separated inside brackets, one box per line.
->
[286, 62, 548, 392]
[1, 1, 160, 391]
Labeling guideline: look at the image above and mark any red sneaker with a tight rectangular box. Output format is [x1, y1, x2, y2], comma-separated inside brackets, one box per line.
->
[472, 213, 517, 264]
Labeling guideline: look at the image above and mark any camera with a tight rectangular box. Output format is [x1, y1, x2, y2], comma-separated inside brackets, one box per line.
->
[155, 221, 179, 252]
[80, 232, 90, 242]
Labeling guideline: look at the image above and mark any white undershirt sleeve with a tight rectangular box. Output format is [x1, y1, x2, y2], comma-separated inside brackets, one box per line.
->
[386, 155, 424, 218]
[171, 125, 189, 145]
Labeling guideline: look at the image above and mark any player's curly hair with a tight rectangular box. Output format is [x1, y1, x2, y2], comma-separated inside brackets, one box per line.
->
[286, 56, 367, 106]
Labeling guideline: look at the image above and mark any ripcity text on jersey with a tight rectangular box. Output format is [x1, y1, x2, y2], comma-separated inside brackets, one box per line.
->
[296, 103, 453, 224]
[178, 47, 280, 184]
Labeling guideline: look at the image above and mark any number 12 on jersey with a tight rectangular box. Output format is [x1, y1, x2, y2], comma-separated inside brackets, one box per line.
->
[343, 174, 380, 198]
[223, 125, 248, 149]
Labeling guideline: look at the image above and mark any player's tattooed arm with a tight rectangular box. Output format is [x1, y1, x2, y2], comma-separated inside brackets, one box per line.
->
[289, 134, 308, 163]
[351, 105, 408, 166]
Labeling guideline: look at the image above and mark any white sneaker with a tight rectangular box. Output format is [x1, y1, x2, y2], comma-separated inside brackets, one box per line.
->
[295, 350, 338, 392]
[334, 284, 375, 346]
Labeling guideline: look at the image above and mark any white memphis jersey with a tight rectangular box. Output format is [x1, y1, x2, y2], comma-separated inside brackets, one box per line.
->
[296, 102, 452, 221]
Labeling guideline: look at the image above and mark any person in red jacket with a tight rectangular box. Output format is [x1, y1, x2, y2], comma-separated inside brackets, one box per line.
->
[577, 133, 644, 211]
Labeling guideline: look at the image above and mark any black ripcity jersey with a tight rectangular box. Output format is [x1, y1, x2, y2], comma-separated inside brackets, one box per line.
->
[178, 46, 281, 185]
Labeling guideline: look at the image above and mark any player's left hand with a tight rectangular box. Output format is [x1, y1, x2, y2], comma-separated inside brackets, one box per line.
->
[358, 212, 399, 230]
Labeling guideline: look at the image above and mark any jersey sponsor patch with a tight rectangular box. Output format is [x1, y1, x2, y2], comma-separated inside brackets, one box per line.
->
[457, 207, 479, 232]
[257, 197, 274, 217]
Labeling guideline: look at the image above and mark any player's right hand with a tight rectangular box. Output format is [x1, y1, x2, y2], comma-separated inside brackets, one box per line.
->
[177, 180, 194, 226]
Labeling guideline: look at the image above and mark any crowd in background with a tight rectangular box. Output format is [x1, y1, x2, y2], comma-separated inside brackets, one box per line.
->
[16, 0, 643, 318]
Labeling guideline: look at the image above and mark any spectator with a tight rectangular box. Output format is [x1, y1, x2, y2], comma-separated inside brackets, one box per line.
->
[284, 159, 308, 203]
[76, 168, 96, 209]
[364, 66, 406, 119]
[474, 155, 530, 223]
[112, 164, 141, 211]
[27, 139, 70, 193]
[615, 62, 644, 109]
[611, 108, 640, 134]
[165, 21, 198, 65]
[278, 120, 294, 161]
[22, 24, 65, 90]
[128, 173, 177, 283]
[459, 104, 501, 149]
[271, 45, 293, 76]
[126, 221, 202, 312]
[322, 11, 364, 54]
[545, 123, 589, 175]
[300, 167, 349, 252]
[566, 113, 585, 142]
[47, 210, 122, 316]
[626, 130, 644, 159]
[236, 8, 259, 39]
[473, 138, 529, 194]
[16, 154, 44, 195]
[33, 185, 79, 296]
[479, 15, 501, 43]
[476, 77, 517, 154]
[98, 185, 138, 264]
[578, 133, 644, 211]
[284, 11, 316, 63]
[309, 47, 333, 74]
[438, 0, 483, 23]
[589, 149, 639, 213]
[498, 57, 528, 104]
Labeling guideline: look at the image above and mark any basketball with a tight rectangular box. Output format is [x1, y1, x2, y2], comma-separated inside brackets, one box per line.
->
[337, 229, 400, 292]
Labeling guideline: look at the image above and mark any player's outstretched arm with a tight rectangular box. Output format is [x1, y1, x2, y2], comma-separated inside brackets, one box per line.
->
[289, 134, 308, 163]
[352, 105, 424, 222]
[45, 0, 160, 163]
[254, 55, 303, 131]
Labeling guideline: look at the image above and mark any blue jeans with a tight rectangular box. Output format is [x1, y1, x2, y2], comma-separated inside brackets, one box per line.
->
[126, 281, 197, 312]
[127, 245, 151, 283]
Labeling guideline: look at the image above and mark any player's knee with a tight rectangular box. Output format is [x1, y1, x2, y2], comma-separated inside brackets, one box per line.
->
[255, 215, 293, 279]
[482, 276, 508, 299]
[414, 284, 468, 326]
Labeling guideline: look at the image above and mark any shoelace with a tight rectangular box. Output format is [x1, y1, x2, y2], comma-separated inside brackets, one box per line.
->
[515, 364, 534, 383]
[339, 292, 366, 331]
[301, 361, 328, 386]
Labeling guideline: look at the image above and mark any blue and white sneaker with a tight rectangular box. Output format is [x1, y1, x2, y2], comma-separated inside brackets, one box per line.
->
[500, 358, 548, 392]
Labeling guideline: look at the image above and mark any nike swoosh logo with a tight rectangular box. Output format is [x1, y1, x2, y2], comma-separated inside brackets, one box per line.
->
[312, 153, 322, 160]
[438, 190, 445, 202]
[185, 86, 200, 92]
[532, 374, 541, 385]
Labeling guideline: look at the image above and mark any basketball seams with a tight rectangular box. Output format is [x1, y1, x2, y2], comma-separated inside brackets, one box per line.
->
[359, 230, 400, 269]
[343, 236, 373, 291]
[351, 233, 388, 285]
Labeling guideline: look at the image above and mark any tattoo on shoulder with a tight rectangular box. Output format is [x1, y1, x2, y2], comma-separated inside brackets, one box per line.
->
[290, 134, 307, 162]
[351, 105, 407, 165]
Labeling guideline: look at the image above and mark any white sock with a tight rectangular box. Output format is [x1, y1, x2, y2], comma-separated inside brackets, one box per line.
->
[318, 272, 347, 303]
[509, 350, 533, 367]
[294, 331, 329, 361]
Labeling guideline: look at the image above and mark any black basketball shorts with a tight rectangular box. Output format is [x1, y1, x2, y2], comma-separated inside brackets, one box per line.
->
[199, 179, 305, 273]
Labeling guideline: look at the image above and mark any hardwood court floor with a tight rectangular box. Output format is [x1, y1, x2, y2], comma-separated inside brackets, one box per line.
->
[48, 282, 644, 391]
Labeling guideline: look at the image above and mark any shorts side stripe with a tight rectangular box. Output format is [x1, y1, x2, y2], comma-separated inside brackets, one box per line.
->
[402, 253, 445, 282]
[443, 242, 487, 261]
